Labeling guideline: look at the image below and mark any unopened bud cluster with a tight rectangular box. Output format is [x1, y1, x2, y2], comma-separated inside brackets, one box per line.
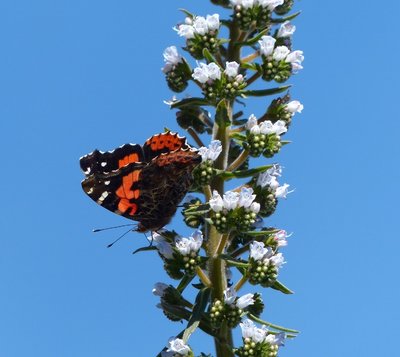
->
[248, 241, 285, 287]
[236, 319, 285, 357]
[192, 61, 246, 103]
[176, 14, 221, 59]
[209, 188, 261, 233]
[274, 0, 294, 15]
[182, 198, 204, 228]
[194, 140, 222, 185]
[258, 35, 304, 83]
[266, 95, 303, 127]
[245, 114, 287, 158]
[162, 46, 191, 92]
[210, 288, 255, 328]
[152, 231, 204, 279]
[230, 0, 285, 31]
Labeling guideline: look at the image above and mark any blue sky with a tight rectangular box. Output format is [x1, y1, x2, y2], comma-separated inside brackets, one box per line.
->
[1, 0, 399, 356]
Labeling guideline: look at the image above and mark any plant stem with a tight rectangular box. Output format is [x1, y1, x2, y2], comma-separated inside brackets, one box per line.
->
[226, 149, 249, 172]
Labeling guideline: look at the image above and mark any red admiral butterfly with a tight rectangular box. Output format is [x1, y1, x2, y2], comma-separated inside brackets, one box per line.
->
[80, 132, 201, 232]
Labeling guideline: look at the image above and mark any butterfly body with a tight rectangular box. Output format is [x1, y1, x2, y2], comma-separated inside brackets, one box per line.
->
[80, 132, 201, 232]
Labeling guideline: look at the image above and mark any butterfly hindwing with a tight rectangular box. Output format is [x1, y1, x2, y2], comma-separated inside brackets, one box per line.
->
[142, 132, 189, 162]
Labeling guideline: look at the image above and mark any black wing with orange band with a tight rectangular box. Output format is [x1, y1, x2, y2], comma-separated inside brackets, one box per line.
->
[142, 132, 189, 161]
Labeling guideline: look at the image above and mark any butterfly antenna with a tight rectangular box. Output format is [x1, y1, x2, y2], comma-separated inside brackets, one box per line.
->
[107, 228, 134, 248]
[92, 223, 135, 232]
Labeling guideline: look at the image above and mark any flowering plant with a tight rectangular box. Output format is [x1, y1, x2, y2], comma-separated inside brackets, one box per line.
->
[95, 0, 305, 356]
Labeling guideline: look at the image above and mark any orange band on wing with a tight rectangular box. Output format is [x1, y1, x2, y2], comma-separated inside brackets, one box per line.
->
[118, 153, 140, 168]
[115, 169, 141, 216]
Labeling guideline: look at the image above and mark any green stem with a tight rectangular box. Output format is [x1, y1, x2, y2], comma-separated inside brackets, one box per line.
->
[248, 314, 300, 334]
[234, 274, 248, 292]
[226, 149, 249, 172]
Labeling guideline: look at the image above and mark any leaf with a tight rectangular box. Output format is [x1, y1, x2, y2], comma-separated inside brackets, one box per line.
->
[179, 8, 194, 18]
[221, 255, 249, 268]
[241, 62, 259, 71]
[215, 99, 230, 127]
[132, 245, 157, 255]
[271, 280, 294, 294]
[202, 48, 218, 64]
[244, 229, 279, 236]
[171, 97, 210, 109]
[237, 27, 269, 46]
[177, 274, 195, 293]
[247, 313, 299, 334]
[216, 164, 273, 179]
[242, 85, 291, 97]
[182, 288, 211, 343]
[230, 132, 247, 142]
[271, 11, 301, 24]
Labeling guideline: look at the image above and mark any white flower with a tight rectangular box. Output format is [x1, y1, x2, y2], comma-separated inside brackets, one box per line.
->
[259, 120, 274, 135]
[223, 191, 240, 210]
[270, 252, 286, 269]
[268, 164, 282, 177]
[240, 319, 256, 339]
[162, 46, 182, 73]
[277, 21, 296, 38]
[246, 114, 260, 133]
[224, 287, 237, 305]
[258, 0, 284, 10]
[286, 100, 304, 114]
[175, 230, 203, 256]
[249, 241, 270, 261]
[207, 62, 222, 80]
[275, 183, 293, 198]
[206, 14, 220, 31]
[224, 61, 240, 78]
[190, 230, 203, 252]
[193, 16, 208, 35]
[199, 140, 222, 162]
[242, 0, 256, 9]
[151, 233, 174, 259]
[164, 338, 190, 356]
[176, 24, 195, 39]
[258, 35, 276, 57]
[230, 0, 242, 5]
[236, 293, 255, 309]
[209, 190, 224, 212]
[252, 325, 268, 343]
[192, 62, 210, 84]
[274, 229, 289, 247]
[238, 187, 256, 208]
[257, 170, 279, 189]
[273, 46, 290, 61]
[175, 236, 192, 256]
[273, 120, 287, 135]
[250, 202, 260, 214]
[265, 332, 286, 346]
[291, 62, 303, 73]
[152, 282, 169, 297]
[235, 74, 245, 83]
[286, 50, 304, 65]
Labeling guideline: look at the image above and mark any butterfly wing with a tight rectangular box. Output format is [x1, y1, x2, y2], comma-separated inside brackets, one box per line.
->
[142, 132, 189, 161]
[80, 143, 144, 175]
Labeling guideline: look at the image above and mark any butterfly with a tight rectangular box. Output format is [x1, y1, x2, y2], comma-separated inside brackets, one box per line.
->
[80, 132, 201, 232]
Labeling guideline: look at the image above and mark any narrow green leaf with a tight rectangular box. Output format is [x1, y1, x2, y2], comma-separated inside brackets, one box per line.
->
[183, 288, 211, 342]
[216, 164, 273, 179]
[202, 48, 218, 64]
[177, 274, 195, 293]
[171, 97, 210, 109]
[237, 28, 269, 45]
[230, 132, 247, 142]
[223, 258, 249, 268]
[241, 62, 258, 71]
[242, 85, 291, 97]
[271, 11, 301, 24]
[132, 246, 157, 255]
[271, 280, 294, 294]
[247, 313, 300, 334]
[215, 99, 230, 127]
[281, 140, 291, 146]
[244, 229, 279, 236]
[179, 8, 194, 18]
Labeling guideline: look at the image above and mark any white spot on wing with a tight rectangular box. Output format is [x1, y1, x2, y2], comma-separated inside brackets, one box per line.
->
[101, 162, 107, 167]
[105, 181, 110, 185]
[97, 191, 109, 203]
